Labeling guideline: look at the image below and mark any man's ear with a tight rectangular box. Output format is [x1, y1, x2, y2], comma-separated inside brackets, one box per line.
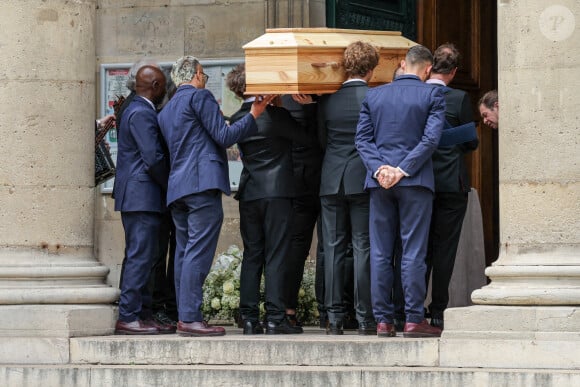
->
[493, 101, 499, 110]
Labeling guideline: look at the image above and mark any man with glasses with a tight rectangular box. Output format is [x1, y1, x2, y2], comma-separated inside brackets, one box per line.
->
[157, 56, 273, 336]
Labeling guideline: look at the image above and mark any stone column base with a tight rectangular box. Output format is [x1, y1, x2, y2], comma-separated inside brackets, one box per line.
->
[0, 305, 117, 364]
[440, 305, 580, 369]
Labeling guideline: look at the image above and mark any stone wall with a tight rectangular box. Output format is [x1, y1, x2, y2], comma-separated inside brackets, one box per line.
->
[94, 0, 326, 286]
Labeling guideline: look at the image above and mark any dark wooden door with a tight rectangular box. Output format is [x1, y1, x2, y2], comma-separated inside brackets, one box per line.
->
[417, 0, 499, 266]
[327, 0, 499, 266]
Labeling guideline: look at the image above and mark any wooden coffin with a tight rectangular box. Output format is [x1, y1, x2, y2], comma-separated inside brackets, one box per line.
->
[243, 28, 417, 95]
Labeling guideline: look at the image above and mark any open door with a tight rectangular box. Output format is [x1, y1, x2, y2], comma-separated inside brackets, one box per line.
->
[327, 0, 499, 266]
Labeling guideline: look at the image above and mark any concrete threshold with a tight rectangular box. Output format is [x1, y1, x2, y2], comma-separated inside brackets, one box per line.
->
[2, 364, 580, 387]
[71, 327, 440, 367]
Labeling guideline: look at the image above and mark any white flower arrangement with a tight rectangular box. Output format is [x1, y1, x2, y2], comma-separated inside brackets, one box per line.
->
[202, 245, 319, 325]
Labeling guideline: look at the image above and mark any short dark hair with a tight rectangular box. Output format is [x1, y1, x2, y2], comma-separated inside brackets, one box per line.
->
[432, 43, 461, 74]
[392, 63, 404, 79]
[226, 63, 246, 99]
[343, 41, 380, 78]
[405, 45, 433, 67]
[478, 89, 498, 109]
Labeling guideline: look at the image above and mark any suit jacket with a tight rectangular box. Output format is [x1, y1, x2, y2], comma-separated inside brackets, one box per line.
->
[430, 84, 479, 192]
[230, 102, 313, 201]
[281, 95, 322, 197]
[116, 91, 136, 135]
[113, 96, 168, 213]
[355, 74, 446, 192]
[157, 85, 258, 205]
[318, 80, 369, 196]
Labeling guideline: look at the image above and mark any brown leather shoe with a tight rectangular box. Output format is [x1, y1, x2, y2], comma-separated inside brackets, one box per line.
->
[115, 319, 159, 335]
[177, 321, 226, 337]
[403, 319, 442, 338]
[144, 318, 176, 334]
[377, 322, 396, 337]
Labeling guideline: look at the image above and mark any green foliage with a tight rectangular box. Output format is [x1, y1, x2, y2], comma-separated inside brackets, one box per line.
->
[202, 245, 319, 325]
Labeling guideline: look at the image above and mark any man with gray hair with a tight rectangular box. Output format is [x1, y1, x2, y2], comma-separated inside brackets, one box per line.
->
[158, 56, 273, 336]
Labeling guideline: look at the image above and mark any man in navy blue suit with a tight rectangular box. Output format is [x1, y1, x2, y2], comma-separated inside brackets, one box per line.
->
[157, 56, 273, 336]
[114, 66, 173, 335]
[355, 45, 445, 338]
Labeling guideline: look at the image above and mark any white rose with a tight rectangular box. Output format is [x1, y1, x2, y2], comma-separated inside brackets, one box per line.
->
[229, 296, 240, 309]
[223, 280, 235, 295]
[211, 297, 221, 310]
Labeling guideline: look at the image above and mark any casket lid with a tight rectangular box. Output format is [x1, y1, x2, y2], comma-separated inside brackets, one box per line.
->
[243, 27, 416, 50]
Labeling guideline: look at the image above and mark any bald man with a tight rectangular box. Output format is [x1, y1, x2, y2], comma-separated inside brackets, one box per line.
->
[114, 66, 173, 334]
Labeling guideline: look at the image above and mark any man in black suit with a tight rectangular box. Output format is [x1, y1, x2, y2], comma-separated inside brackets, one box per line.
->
[227, 65, 312, 335]
[424, 43, 479, 329]
[318, 41, 379, 335]
[280, 94, 323, 327]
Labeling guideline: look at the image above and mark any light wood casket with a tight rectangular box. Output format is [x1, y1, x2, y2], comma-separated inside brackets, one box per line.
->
[243, 28, 417, 95]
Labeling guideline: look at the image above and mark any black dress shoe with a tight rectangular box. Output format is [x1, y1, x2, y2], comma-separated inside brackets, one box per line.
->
[115, 319, 159, 335]
[343, 315, 359, 330]
[326, 321, 343, 335]
[394, 317, 406, 332]
[266, 318, 303, 334]
[357, 321, 377, 335]
[430, 317, 444, 330]
[242, 320, 264, 335]
[285, 314, 303, 327]
[153, 311, 177, 327]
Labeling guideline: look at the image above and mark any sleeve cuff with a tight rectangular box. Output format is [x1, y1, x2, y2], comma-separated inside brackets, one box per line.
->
[397, 167, 409, 177]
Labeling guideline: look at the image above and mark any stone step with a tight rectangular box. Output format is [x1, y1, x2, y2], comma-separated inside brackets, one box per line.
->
[2, 364, 580, 387]
[71, 328, 439, 367]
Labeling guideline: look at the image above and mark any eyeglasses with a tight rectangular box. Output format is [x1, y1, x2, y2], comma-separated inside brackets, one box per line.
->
[200, 72, 209, 83]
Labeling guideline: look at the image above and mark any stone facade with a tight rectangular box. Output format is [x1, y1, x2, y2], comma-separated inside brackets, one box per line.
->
[441, 0, 580, 369]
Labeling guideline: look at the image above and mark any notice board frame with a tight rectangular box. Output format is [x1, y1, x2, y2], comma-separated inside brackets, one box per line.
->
[98, 58, 244, 193]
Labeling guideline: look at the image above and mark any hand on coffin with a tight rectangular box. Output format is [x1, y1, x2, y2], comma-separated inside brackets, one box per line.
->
[291, 94, 314, 105]
[250, 95, 278, 119]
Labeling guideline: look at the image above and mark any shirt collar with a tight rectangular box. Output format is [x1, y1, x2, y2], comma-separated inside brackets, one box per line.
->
[426, 79, 446, 86]
[139, 96, 156, 110]
[343, 78, 367, 85]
